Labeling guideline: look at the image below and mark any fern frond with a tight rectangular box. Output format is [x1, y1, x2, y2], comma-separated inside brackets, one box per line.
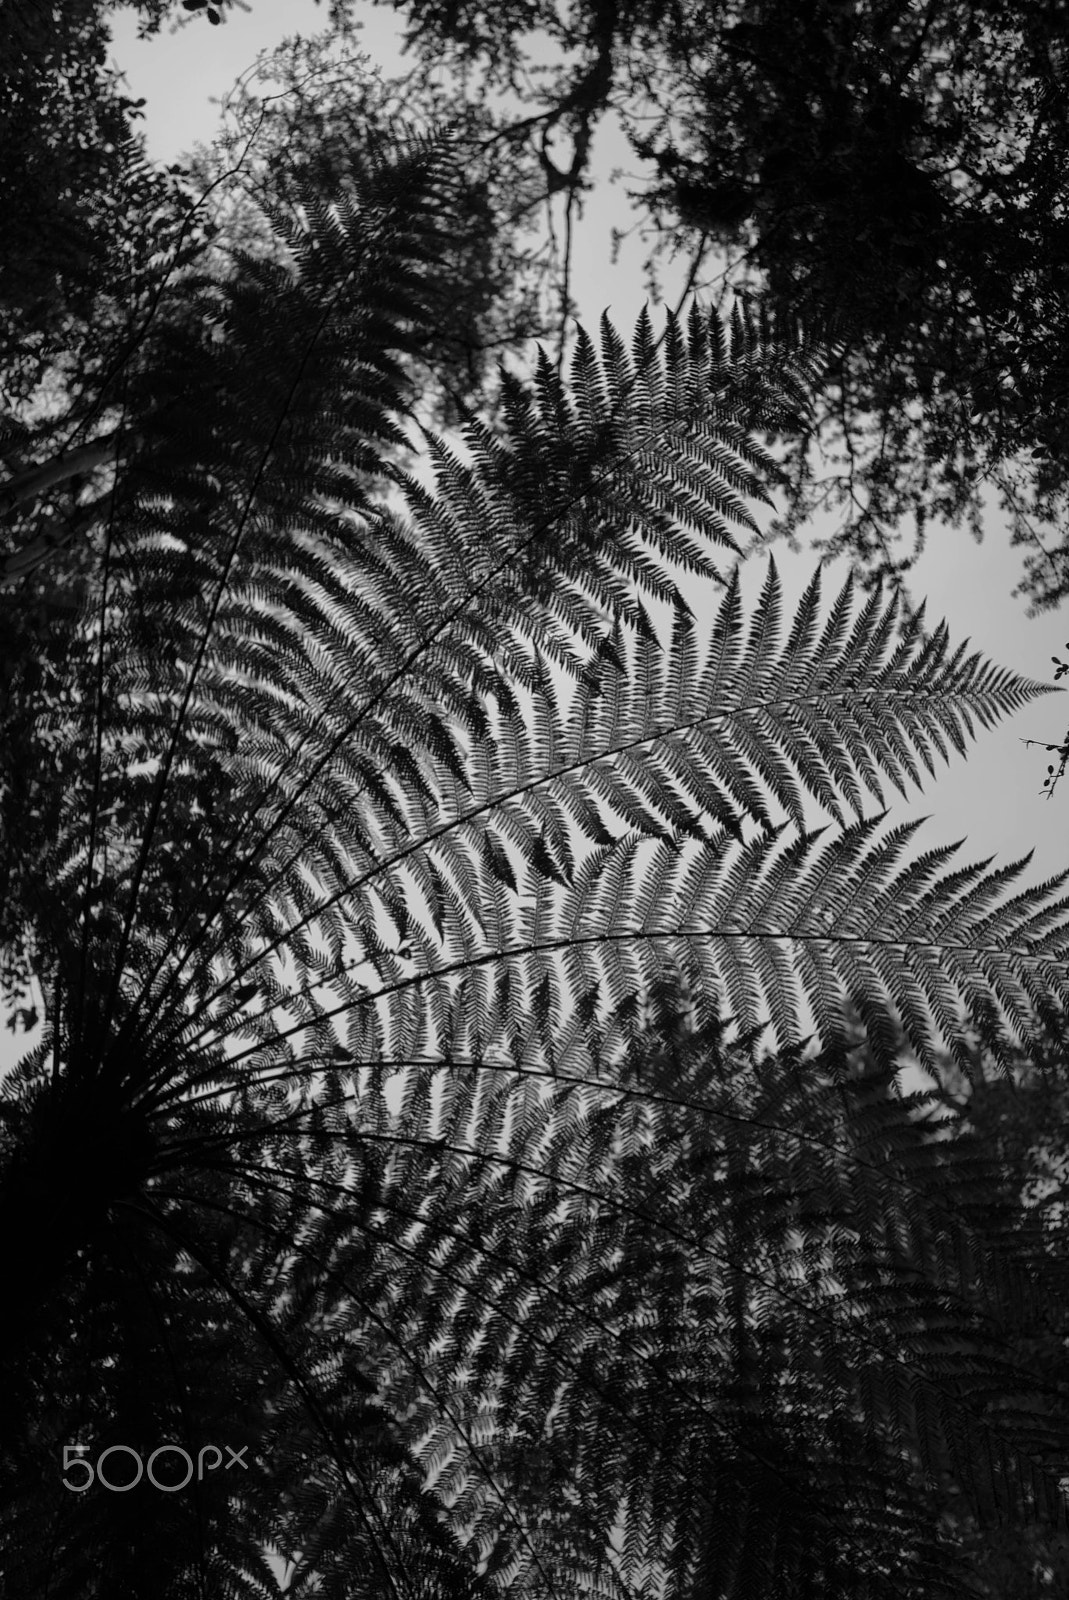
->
[162, 549, 1051, 1105]
[270, 991, 1067, 1599]
[5, 228, 1068, 1600]
[368, 816, 1066, 1080]
[390, 300, 830, 656]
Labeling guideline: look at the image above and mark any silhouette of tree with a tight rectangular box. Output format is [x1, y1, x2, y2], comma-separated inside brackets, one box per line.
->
[349, 0, 1069, 611]
[5, 109, 1069, 1598]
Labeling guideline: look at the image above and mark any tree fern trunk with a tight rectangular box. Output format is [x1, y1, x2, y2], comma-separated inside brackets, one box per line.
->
[0, 1079, 153, 1430]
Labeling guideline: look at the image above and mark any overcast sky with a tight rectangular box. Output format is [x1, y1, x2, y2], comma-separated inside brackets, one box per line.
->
[0, 21, 1057, 1587]
[4, 1, 1066, 1087]
[104, 0, 1069, 897]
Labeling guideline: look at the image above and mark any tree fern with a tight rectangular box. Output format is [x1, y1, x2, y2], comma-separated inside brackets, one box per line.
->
[385, 989, 1069, 1597]
[2, 130, 1069, 1593]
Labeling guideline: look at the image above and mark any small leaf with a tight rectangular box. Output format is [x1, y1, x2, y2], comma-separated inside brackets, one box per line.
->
[577, 984, 600, 1027]
[531, 833, 569, 886]
[483, 833, 517, 892]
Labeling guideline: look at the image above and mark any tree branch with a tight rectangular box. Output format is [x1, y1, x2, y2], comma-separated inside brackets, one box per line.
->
[0, 435, 120, 521]
[0, 501, 106, 590]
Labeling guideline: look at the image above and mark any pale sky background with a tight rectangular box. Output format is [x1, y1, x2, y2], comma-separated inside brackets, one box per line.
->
[3, 0, 1067, 1083]
[103, 0, 1069, 893]
[2, 11, 1065, 1580]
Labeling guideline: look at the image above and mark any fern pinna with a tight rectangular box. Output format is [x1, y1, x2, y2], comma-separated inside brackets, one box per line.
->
[1, 122, 1068, 1599]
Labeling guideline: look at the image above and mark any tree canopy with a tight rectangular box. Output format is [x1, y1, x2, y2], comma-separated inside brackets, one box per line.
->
[4, 10, 1069, 1599]
[317, 0, 1069, 612]
[180, 30, 560, 434]
[0, 0, 220, 411]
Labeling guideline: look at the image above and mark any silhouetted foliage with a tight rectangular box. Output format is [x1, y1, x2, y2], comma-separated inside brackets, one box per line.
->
[0, 0, 218, 411]
[365, 0, 1069, 610]
[5, 24, 1069, 1600]
[181, 31, 559, 434]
